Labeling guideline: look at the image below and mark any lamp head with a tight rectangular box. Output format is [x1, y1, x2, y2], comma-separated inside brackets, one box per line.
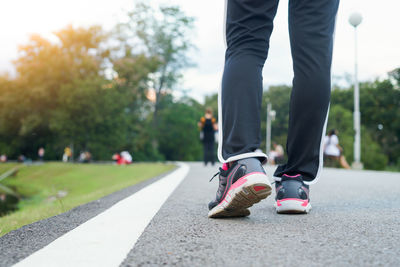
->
[349, 12, 362, 27]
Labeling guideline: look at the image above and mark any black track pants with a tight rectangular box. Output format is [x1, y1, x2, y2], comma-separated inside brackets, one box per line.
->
[218, 0, 339, 183]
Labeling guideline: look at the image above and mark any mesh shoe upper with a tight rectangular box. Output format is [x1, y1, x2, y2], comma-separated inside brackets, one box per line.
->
[275, 174, 309, 201]
[208, 158, 266, 210]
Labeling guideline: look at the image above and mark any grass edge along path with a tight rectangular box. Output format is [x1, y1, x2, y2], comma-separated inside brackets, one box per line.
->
[0, 162, 175, 236]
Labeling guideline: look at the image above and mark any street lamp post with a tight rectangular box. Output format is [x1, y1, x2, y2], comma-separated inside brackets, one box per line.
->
[349, 12, 363, 169]
[266, 103, 276, 156]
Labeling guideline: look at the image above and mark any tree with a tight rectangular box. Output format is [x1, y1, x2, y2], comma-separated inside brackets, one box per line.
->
[118, 3, 195, 130]
[261, 85, 292, 154]
[327, 104, 388, 170]
[203, 93, 219, 120]
[0, 25, 156, 160]
[0, 11, 198, 162]
[359, 79, 400, 165]
[389, 67, 400, 88]
[157, 95, 203, 161]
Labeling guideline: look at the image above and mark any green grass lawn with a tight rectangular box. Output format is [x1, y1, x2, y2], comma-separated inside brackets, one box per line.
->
[0, 162, 175, 236]
[0, 163, 19, 176]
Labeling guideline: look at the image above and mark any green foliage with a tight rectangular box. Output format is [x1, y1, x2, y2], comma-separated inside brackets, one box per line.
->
[327, 105, 354, 161]
[389, 68, 400, 87]
[360, 126, 388, 170]
[359, 79, 400, 164]
[254, 78, 398, 170]
[49, 78, 129, 157]
[157, 96, 203, 161]
[0, 4, 199, 163]
[328, 105, 388, 170]
[113, 2, 196, 153]
[0, 25, 133, 160]
[261, 85, 292, 153]
[118, 3, 195, 114]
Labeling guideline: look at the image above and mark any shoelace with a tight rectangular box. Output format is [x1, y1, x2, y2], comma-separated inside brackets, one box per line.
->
[209, 170, 220, 182]
[209, 168, 276, 184]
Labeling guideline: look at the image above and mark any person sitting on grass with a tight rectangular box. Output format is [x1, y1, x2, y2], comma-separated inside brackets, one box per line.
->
[323, 129, 350, 169]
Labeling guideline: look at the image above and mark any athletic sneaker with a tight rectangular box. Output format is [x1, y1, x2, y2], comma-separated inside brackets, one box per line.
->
[274, 174, 311, 214]
[208, 158, 272, 218]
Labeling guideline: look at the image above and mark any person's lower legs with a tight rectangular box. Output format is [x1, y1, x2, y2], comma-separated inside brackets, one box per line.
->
[208, 0, 278, 218]
[203, 143, 208, 165]
[204, 142, 214, 165]
[209, 142, 215, 165]
[274, 0, 339, 183]
[219, 0, 279, 163]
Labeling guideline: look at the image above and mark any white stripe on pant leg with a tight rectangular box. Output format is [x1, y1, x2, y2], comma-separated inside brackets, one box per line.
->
[274, 6, 338, 184]
[307, 9, 338, 185]
[217, 74, 224, 163]
[217, 0, 228, 163]
[273, 105, 330, 184]
[305, 104, 330, 185]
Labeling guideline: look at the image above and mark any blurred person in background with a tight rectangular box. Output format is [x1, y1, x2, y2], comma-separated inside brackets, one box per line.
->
[79, 151, 86, 163]
[18, 155, 26, 163]
[63, 147, 72, 162]
[84, 151, 92, 163]
[38, 147, 45, 161]
[324, 129, 350, 169]
[0, 154, 7, 163]
[79, 151, 92, 163]
[112, 153, 123, 165]
[121, 151, 132, 164]
[113, 151, 132, 165]
[198, 108, 218, 166]
[269, 142, 284, 165]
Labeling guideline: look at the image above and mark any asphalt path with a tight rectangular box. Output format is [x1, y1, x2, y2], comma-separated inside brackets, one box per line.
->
[123, 163, 400, 266]
[1, 162, 400, 266]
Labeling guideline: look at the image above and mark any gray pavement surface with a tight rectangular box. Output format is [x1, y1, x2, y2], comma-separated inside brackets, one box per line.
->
[1, 162, 399, 266]
[122, 163, 400, 266]
[0, 166, 177, 267]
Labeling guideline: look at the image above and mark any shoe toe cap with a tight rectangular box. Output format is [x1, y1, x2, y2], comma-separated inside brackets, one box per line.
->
[208, 200, 218, 210]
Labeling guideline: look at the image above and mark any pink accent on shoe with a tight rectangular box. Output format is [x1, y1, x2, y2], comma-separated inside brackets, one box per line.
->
[218, 171, 267, 206]
[254, 186, 267, 192]
[222, 163, 229, 171]
[283, 174, 301, 178]
[229, 172, 266, 191]
[276, 198, 308, 207]
[229, 177, 247, 190]
[220, 164, 240, 203]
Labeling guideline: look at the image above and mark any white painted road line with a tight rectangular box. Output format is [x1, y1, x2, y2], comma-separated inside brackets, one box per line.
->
[14, 163, 190, 267]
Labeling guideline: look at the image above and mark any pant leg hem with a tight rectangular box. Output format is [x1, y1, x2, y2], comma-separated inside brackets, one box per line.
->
[219, 151, 268, 165]
[273, 176, 317, 185]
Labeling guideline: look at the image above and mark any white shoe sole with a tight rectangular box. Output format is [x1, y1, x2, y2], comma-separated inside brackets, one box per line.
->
[208, 173, 272, 218]
[275, 199, 312, 214]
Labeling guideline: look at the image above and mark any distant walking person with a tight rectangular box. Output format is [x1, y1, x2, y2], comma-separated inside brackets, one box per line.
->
[208, 0, 339, 218]
[324, 129, 350, 169]
[38, 147, 45, 161]
[198, 108, 218, 166]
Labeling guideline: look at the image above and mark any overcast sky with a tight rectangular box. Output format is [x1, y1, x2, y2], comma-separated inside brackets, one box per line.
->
[1, 0, 399, 102]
